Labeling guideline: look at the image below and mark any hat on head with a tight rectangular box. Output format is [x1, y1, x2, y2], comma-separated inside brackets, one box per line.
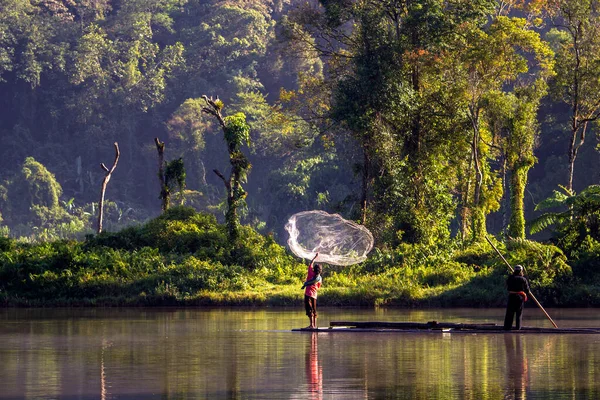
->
[514, 265, 523, 272]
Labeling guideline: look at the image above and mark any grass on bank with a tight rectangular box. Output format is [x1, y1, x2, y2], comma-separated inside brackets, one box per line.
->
[1, 207, 599, 307]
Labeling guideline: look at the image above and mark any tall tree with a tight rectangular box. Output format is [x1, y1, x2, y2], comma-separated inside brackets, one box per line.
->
[449, 16, 553, 241]
[201, 96, 251, 241]
[485, 85, 549, 239]
[328, 0, 496, 244]
[545, 0, 600, 193]
[285, 0, 498, 244]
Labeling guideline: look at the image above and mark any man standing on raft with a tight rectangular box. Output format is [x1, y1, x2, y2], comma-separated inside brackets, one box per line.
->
[504, 265, 531, 331]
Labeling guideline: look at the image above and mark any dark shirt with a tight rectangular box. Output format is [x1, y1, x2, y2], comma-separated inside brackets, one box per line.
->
[506, 275, 530, 293]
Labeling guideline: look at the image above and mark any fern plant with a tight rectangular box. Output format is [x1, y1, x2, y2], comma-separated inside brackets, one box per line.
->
[529, 185, 600, 244]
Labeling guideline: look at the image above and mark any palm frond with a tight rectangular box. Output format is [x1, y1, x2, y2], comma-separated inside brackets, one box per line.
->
[577, 185, 600, 203]
[528, 212, 567, 234]
[534, 190, 571, 211]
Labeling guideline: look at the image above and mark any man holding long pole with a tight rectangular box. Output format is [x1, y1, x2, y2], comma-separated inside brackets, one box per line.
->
[504, 265, 531, 331]
[485, 236, 558, 329]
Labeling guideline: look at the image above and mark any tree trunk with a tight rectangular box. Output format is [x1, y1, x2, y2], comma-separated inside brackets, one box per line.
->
[361, 146, 370, 225]
[202, 95, 249, 242]
[568, 121, 587, 193]
[469, 109, 486, 241]
[213, 168, 239, 240]
[154, 138, 169, 211]
[501, 156, 508, 235]
[508, 165, 528, 239]
[568, 118, 577, 193]
[459, 152, 474, 240]
[97, 143, 120, 234]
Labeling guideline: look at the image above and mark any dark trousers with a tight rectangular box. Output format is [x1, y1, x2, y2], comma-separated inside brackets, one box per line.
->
[304, 295, 318, 317]
[504, 294, 524, 330]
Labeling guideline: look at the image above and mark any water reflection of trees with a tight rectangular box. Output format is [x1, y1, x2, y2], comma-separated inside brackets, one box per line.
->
[316, 332, 596, 399]
[1, 310, 600, 399]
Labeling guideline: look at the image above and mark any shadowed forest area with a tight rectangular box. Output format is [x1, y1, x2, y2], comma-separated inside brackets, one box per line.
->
[1, 0, 600, 306]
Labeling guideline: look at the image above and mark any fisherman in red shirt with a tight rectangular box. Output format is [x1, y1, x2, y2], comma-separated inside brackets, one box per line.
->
[302, 253, 322, 329]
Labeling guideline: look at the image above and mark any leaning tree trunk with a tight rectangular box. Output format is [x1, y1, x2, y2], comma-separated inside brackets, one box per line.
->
[97, 142, 120, 234]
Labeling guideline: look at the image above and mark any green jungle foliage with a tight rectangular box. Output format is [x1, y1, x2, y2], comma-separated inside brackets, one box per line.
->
[1, 1, 600, 308]
[1, 0, 598, 247]
[1, 207, 598, 307]
[0, 207, 305, 306]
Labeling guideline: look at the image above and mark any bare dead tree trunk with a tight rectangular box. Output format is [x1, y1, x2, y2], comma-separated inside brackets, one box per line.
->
[154, 137, 169, 211]
[97, 142, 120, 234]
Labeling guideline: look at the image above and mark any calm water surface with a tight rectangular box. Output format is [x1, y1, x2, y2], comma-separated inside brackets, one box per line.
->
[1, 307, 599, 399]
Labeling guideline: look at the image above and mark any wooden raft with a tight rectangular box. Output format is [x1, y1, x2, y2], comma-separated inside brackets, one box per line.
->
[319, 321, 600, 334]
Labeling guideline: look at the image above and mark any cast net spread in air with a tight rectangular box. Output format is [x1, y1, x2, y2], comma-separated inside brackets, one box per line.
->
[285, 210, 374, 266]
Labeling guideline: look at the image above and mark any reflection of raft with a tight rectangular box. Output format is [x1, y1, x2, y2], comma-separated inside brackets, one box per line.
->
[293, 321, 600, 334]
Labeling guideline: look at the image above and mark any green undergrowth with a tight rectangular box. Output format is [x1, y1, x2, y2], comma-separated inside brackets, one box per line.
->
[0, 208, 598, 307]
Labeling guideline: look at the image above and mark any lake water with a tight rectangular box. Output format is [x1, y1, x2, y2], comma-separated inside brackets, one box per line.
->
[1, 307, 599, 399]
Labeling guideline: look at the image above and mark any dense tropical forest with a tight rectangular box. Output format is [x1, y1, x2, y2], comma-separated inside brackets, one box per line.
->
[1, 0, 600, 307]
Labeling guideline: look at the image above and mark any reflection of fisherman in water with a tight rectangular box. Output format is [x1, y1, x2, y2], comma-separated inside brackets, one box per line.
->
[306, 332, 323, 400]
[504, 334, 529, 400]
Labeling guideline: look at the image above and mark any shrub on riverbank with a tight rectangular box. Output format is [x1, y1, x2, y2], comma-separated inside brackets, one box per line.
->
[0, 207, 596, 307]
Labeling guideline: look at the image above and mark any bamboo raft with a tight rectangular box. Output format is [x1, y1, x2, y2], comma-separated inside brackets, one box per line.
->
[293, 321, 600, 334]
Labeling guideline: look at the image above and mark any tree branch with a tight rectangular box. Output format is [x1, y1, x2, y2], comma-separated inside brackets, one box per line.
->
[213, 169, 231, 192]
[201, 95, 226, 128]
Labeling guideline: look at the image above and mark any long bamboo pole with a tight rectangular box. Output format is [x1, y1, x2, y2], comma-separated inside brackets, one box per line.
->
[485, 236, 558, 328]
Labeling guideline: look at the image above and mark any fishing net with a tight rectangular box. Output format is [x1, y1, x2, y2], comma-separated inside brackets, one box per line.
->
[285, 210, 374, 266]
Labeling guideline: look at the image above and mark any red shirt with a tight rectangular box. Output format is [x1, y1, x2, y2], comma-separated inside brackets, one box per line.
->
[304, 263, 321, 299]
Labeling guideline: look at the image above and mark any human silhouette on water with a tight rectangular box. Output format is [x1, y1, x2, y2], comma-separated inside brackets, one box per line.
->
[504, 265, 531, 331]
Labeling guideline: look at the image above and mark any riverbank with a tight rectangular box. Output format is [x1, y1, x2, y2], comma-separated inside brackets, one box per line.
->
[3, 277, 599, 308]
[1, 207, 599, 308]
